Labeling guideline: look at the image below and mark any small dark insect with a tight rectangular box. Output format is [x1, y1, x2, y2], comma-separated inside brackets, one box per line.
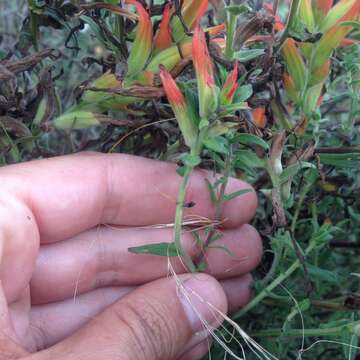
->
[184, 201, 196, 208]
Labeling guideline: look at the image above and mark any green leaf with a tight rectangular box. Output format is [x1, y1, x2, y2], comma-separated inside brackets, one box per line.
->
[319, 0, 358, 33]
[304, 83, 324, 114]
[225, 4, 250, 16]
[218, 102, 249, 117]
[53, 111, 100, 129]
[224, 188, 253, 201]
[281, 38, 307, 92]
[128, 242, 179, 257]
[235, 150, 265, 169]
[179, 153, 201, 167]
[203, 136, 229, 154]
[307, 265, 339, 285]
[233, 84, 253, 103]
[232, 133, 270, 150]
[234, 49, 265, 62]
[199, 118, 209, 129]
[340, 21, 360, 30]
[176, 166, 186, 177]
[207, 245, 236, 257]
[280, 162, 316, 183]
[319, 153, 360, 168]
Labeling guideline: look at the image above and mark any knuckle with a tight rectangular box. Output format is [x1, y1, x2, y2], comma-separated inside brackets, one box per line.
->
[112, 299, 177, 360]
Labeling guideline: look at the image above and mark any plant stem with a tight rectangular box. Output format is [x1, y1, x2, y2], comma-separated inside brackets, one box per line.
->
[173, 130, 204, 272]
[174, 163, 197, 272]
[233, 241, 317, 320]
[290, 171, 317, 234]
[250, 320, 360, 338]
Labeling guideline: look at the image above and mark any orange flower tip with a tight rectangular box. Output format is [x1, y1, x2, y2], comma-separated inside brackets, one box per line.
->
[252, 107, 267, 128]
[192, 25, 215, 85]
[159, 65, 186, 106]
[154, 3, 172, 51]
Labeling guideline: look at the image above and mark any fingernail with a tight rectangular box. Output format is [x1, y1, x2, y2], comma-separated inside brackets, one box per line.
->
[177, 274, 226, 333]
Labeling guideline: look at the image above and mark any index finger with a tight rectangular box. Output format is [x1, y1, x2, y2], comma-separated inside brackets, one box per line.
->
[0, 152, 257, 243]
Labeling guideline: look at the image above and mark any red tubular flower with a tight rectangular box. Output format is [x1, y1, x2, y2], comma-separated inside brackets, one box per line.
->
[154, 3, 172, 54]
[159, 65, 197, 147]
[220, 62, 239, 105]
[192, 25, 217, 118]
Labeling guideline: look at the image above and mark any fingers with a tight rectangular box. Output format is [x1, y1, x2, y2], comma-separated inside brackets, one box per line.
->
[1, 153, 257, 243]
[30, 274, 227, 360]
[30, 225, 262, 304]
[222, 274, 253, 313]
[28, 275, 252, 350]
[0, 193, 39, 302]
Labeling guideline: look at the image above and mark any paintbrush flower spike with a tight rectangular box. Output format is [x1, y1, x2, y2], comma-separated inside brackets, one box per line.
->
[159, 65, 198, 148]
[192, 25, 218, 118]
[220, 62, 239, 105]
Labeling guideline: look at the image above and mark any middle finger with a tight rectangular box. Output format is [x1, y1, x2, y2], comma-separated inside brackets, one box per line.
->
[30, 225, 262, 304]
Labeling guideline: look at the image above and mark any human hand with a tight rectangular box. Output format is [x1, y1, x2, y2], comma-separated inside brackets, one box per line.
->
[0, 152, 262, 360]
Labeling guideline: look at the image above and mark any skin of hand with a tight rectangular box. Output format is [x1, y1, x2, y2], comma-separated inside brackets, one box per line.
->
[0, 152, 262, 360]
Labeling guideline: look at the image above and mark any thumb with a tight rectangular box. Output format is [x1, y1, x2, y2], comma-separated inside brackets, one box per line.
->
[32, 274, 227, 360]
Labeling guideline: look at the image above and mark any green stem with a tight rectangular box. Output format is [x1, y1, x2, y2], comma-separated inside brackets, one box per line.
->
[173, 132, 204, 272]
[224, 13, 236, 60]
[174, 164, 197, 272]
[250, 321, 360, 338]
[233, 241, 317, 320]
[290, 171, 317, 234]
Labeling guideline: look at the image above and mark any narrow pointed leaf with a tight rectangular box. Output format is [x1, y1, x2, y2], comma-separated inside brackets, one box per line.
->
[311, 24, 355, 69]
[309, 59, 330, 86]
[281, 38, 307, 92]
[224, 188, 253, 201]
[128, 243, 179, 257]
[304, 83, 324, 113]
[146, 41, 192, 73]
[320, 0, 358, 32]
[299, 0, 316, 32]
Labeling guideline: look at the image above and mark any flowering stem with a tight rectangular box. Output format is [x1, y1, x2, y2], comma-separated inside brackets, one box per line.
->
[173, 135, 205, 272]
[174, 162, 197, 272]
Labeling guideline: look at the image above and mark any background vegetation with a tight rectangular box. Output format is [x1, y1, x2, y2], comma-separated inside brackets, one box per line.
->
[1, 0, 360, 359]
